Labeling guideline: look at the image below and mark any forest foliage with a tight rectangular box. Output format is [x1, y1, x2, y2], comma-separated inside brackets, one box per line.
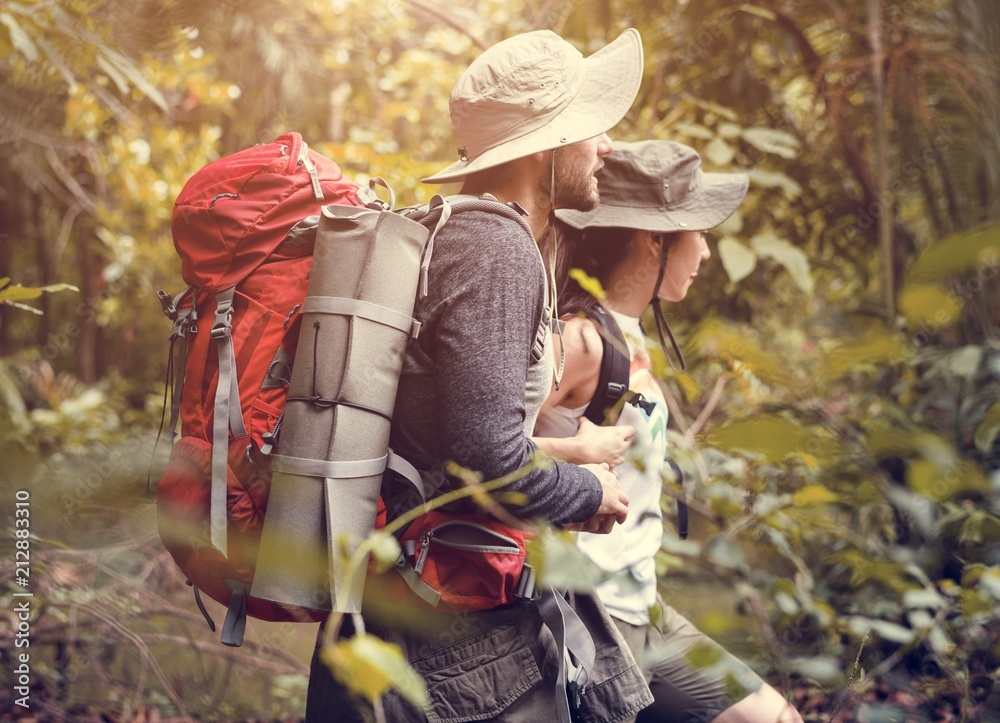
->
[1, 0, 1000, 720]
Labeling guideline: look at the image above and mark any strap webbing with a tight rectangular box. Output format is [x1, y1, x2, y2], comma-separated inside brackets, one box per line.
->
[301, 296, 420, 337]
[666, 458, 688, 540]
[220, 581, 250, 647]
[165, 304, 195, 438]
[210, 288, 246, 557]
[270, 453, 388, 479]
[583, 307, 631, 426]
[537, 588, 596, 720]
[420, 195, 452, 297]
[385, 450, 427, 504]
[392, 553, 442, 606]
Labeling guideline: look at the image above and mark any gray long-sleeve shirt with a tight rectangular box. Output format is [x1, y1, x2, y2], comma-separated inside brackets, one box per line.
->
[384, 208, 602, 524]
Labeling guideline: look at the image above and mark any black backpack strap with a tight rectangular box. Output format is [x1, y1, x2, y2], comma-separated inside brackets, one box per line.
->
[582, 306, 632, 426]
[581, 307, 690, 539]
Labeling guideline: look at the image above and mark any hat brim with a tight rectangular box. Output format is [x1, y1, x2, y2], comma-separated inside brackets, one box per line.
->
[422, 28, 644, 184]
[556, 171, 749, 233]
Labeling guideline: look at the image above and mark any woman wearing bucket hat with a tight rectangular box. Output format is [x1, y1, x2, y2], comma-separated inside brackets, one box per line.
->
[535, 141, 804, 722]
[307, 29, 659, 723]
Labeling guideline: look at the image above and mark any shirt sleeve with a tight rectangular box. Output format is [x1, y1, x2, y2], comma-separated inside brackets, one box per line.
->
[423, 211, 603, 525]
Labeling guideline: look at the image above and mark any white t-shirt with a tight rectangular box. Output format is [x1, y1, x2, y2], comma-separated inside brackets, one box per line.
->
[535, 309, 669, 625]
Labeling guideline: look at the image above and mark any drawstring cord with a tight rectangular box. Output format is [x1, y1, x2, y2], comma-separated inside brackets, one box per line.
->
[648, 239, 687, 372]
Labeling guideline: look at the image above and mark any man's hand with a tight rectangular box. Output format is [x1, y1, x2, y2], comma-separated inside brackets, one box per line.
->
[566, 463, 628, 534]
[573, 417, 635, 467]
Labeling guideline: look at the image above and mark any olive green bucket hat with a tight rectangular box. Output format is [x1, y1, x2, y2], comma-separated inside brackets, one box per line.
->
[556, 140, 748, 231]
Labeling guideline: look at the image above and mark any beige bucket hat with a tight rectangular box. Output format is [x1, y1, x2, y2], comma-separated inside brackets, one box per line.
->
[557, 140, 749, 232]
[423, 29, 644, 184]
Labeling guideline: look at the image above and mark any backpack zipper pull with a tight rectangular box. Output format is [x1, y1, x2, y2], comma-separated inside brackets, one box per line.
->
[414, 531, 433, 575]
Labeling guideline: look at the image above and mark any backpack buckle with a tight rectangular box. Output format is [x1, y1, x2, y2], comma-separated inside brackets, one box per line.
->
[211, 292, 235, 339]
[157, 290, 178, 320]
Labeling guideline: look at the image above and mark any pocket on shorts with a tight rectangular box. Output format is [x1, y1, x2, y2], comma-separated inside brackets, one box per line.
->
[413, 622, 541, 722]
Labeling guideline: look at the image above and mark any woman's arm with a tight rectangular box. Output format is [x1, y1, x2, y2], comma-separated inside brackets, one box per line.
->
[534, 315, 635, 467]
[533, 417, 635, 466]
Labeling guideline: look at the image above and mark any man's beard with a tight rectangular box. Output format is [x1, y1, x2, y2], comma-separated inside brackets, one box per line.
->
[540, 152, 601, 212]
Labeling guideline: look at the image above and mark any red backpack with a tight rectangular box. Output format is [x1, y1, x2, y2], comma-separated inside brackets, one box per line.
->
[155, 133, 362, 645]
[156, 136, 548, 648]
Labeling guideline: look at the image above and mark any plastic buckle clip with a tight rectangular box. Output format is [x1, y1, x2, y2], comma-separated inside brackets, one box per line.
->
[211, 301, 234, 340]
[157, 290, 177, 320]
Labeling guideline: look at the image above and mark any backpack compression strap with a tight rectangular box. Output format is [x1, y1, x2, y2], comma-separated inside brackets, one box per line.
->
[210, 287, 247, 557]
[581, 306, 632, 426]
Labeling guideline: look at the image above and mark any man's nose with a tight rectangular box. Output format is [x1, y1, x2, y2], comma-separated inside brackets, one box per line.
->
[596, 133, 613, 156]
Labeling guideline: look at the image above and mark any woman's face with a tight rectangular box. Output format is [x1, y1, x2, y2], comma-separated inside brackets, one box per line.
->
[656, 230, 710, 302]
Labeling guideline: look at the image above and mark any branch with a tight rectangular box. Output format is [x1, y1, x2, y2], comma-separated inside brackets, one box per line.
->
[685, 375, 727, 441]
[404, 0, 488, 51]
[140, 634, 310, 675]
[87, 608, 194, 721]
[43, 147, 99, 216]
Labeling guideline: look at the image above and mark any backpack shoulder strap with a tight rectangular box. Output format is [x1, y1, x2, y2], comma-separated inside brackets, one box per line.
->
[582, 306, 631, 426]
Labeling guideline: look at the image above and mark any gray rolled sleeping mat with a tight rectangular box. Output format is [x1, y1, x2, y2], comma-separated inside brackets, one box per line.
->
[251, 198, 431, 614]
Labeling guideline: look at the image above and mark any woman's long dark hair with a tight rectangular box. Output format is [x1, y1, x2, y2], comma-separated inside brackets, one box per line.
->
[545, 221, 679, 316]
[544, 220, 688, 370]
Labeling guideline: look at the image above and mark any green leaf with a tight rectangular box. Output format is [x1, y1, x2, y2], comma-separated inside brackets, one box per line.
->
[818, 330, 911, 379]
[717, 122, 742, 139]
[717, 237, 757, 284]
[685, 640, 723, 669]
[905, 458, 986, 502]
[688, 316, 792, 386]
[785, 656, 842, 684]
[704, 534, 745, 569]
[368, 532, 401, 574]
[0, 11, 37, 61]
[707, 415, 840, 462]
[568, 268, 606, 301]
[898, 283, 963, 327]
[322, 633, 428, 708]
[36, 283, 79, 294]
[792, 484, 839, 507]
[716, 210, 743, 235]
[526, 526, 602, 590]
[674, 122, 714, 140]
[857, 704, 910, 723]
[751, 233, 813, 294]
[975, 402, 1000, 453]
[102, 47, 170, 112]
[0, 285, 43, 302]
[747, 169, 802, 197]
[97, 53, 131, 95]
[848, 616, 915, 644]
[741, 127, 800, 159]
[5, 301, 43, 314]
[907, 223, 1000, 282]
[704, 137, 735, 166]
[737, 4, 779, 21]
[948, 345, 982, 378]
[902, 587, 945, 610]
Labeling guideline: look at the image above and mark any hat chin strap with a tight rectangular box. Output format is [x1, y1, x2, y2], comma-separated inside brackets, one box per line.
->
[648, 240, 687, 372]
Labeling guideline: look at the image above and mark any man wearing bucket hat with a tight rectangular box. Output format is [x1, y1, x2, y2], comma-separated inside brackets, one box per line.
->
[306, 28, 657, 722]
[535, 141, 804, 722]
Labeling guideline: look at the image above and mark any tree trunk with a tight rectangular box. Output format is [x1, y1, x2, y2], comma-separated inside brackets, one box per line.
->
[868, 0, 896, 322]
[75, 224, 100, 384]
